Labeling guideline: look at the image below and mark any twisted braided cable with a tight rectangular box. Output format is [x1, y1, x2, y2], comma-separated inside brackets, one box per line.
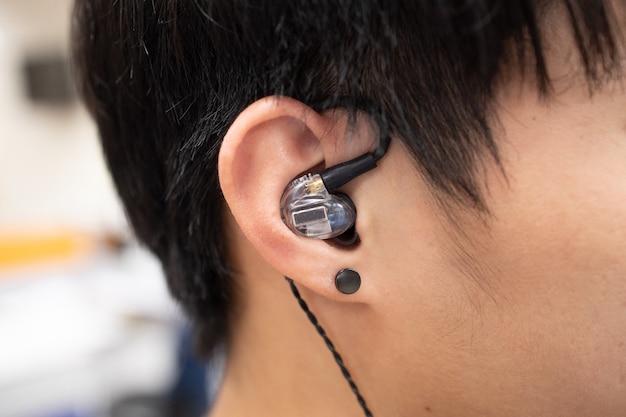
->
[285, 277, 374, 417]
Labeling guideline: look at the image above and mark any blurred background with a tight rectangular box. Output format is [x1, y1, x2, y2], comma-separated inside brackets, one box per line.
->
[0, 1, 217, 416]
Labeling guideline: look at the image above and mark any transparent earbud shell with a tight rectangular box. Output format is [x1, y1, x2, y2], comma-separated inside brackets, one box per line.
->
[280, 174, 356, 239]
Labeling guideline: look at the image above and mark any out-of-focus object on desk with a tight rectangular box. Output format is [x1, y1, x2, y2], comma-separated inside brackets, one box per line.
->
[0, 228, 97, 273]
[0, 228, 128, 275]
[22, 53, 74, 105]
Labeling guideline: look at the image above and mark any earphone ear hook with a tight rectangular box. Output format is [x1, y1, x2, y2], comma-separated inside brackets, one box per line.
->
[279, 99, 390, 240]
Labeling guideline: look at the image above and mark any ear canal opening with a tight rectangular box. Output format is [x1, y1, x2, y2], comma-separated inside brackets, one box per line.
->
[331, 224, 360, 247]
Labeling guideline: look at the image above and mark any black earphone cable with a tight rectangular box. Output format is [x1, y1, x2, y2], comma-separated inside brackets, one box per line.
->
[285, 277, 374, 417]
[311, 96, 391, 193]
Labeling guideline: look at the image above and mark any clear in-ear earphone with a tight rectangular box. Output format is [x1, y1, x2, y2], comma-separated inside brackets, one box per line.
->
[280, 173, 356, 239]
[281, 98, 389, 416]
[279, 98, 390, 241]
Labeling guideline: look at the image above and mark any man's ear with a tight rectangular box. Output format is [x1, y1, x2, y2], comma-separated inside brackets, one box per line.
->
[218, 96, 375, 299]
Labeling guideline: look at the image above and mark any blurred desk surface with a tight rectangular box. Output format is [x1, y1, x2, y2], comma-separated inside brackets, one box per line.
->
[0, 244, 180, 417]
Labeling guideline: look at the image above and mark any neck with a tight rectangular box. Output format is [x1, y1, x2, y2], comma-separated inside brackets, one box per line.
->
[208, 272, 370, 417]
[210, 220, 445, 417]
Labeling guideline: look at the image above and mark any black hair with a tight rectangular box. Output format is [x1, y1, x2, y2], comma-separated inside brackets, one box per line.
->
[72, 0, 623, 356]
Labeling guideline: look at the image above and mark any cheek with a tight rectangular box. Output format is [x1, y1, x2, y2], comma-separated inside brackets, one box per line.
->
[487, 121, 626, 297]
[486, 92, 626, 295]
[356, 141, 480, 344]
[476, 112, 626, 400]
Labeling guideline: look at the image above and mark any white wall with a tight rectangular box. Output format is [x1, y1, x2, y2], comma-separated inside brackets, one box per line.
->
[0, 0, 125, 232]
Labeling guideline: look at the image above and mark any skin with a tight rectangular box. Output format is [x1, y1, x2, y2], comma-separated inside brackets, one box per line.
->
[213, 8, 626, 417]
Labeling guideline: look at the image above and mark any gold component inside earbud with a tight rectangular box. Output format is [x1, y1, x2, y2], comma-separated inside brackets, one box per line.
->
[305, 176, 325, 194]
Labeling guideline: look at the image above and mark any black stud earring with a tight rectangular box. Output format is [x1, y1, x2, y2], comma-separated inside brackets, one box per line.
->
[335, 268, 361, 294]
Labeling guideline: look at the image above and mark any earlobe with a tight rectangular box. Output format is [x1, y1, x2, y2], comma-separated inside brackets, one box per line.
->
[218, 96, 369, 299]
